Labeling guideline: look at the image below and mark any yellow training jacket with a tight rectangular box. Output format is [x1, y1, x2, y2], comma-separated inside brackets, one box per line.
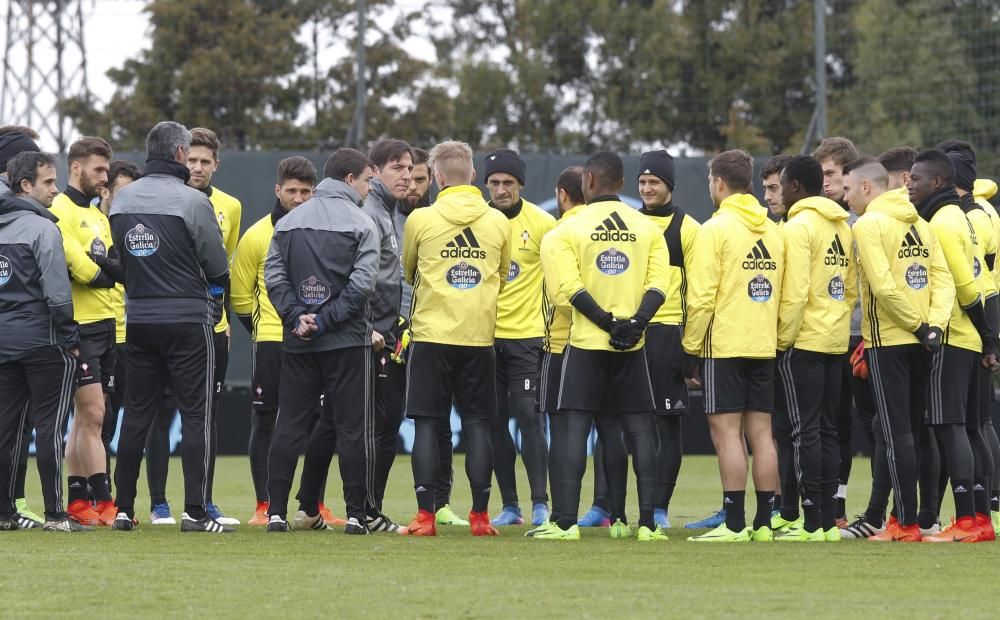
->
[548, 197, 669, 352]
[974, 179, 1000, 293]
[641, 206, 701, 325]
[50, 192, 118, 324]
[231, 212, 283, 343]
[495, 199, 556, 339]
[854, 188, 954, 348]
[777, 196, 857, 353]
[927, 202, 984, 352]
[966, 203, 998, 306]
[208, 186, 242, 334]
[403, 185, 512, 346]
[541, 204, 584, 354]
[113, 284, 125, 343]
[683, 194, 784, 358]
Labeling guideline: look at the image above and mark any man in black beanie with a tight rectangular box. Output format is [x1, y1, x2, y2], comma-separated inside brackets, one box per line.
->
[637, 150, 700, 529]
[483, 148, 557, 527]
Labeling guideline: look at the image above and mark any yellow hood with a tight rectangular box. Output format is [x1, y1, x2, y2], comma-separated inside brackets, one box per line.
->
[433, 185, 489, 226]
[867, 187, 918, 223]
[787, 195, 849, 222]
[974, 178, 998, 201]
[717, 193, 769, 233]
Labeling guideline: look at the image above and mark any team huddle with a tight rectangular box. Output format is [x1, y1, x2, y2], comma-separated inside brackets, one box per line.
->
[0, 120, 998, 543]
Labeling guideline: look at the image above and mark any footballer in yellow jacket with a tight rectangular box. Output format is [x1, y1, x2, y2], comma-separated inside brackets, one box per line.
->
[682, 150, 783, 543]
[51, 137, 121, 524]
[842, 157, 954, 535]
[535, 151, 668, 541]
[772, 155, 857, 539]
[400, 141, 512, 536]
[481, 149, 556, 525]
[230, 156, 316, 521]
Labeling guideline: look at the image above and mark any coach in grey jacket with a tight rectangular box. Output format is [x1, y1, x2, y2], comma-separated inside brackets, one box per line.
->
[263, 148, 379, 533]
[0, 152, 80, 530]
[358, 138, 413, 530]
[109, 121, 232, 533]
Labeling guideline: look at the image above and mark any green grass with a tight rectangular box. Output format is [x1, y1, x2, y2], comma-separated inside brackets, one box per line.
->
[5, 454, 1000, 618]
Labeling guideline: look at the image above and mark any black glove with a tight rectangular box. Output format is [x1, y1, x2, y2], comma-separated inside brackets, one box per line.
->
[570, 290, 614, 333]
[682, 352, 700, 380]
[915, 322, 942, 354]
[609, 318, 644, 350]
[90, 247, 126, 284]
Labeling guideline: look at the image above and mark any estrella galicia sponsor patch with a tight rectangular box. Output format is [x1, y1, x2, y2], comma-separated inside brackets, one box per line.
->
[748, 274, 773, 302]
[0, 254, 11, 287]
[974, 257, 982, 279]
[828, 275, 845, 301]
[90, 237, 108, 258]
[298, 276, 331, 305]
[447, 262, 482, 289]
[507, 260, 521, 281]
[596, 247, 629, 275]
[124, 224, 160, 257]
[905, 263, 928, 290]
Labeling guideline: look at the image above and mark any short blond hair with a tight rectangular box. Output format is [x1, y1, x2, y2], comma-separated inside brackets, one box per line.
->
[429, 140, 474, 186]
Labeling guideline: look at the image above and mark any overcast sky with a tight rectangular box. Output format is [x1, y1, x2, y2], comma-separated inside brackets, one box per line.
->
[2, 0, 437, 151]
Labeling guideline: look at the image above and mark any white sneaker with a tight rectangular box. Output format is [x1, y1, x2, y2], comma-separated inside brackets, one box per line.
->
[293, 510, 330, 531]
[840, 515, 885, 539]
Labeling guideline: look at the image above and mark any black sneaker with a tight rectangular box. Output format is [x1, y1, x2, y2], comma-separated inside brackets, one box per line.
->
[180, 513, 234, 533]
[111, 513, 136, 531]
[43, 518, 93, 532]
[366, 512, 402, 533]
[267, 515, 291, 532]
[16, 514, 41, 529]
[0, 517, 19, 531]
[344, 517, 369, 535]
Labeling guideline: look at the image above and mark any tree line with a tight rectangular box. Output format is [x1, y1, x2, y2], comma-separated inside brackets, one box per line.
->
[63, 0, 1000, 169]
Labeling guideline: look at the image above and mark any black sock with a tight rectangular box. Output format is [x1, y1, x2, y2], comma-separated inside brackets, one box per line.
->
[992, 490, 1000, 512]
[802, 495, 821, 532]
[772, 494, 781, 513]
[973, 481, 990, 515]
[753, 491, 774, 530]
[723, 491, 746, 531]
[68, 476, 88, 503]
[780, 506, 799, 521]
[470, 481, 490, 514]
[917, 509, 938, 530]
[611, 511, 627, 525]
[592, 498, 610, 512]
[88, 473, 112, 503]
[952, 479, 975, 520]
[835, 496, 846, 519]
[638, 509, 654, 530]
[415, 484, 434, 513]
[185, 504, 207, 520]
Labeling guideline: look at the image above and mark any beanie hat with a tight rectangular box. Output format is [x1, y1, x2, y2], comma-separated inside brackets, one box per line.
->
[947, 151, 976, 193]
[484, 149, 525, 186]
[0, 132, 40, 174]
[638, 150, 675, 191]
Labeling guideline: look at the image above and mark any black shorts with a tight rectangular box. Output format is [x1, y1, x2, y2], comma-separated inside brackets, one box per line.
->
[537, 351, 563, 414]
[926, 344, 977, 426]
[701, 357, 775, 414]
[405, 342, 497, 419]
[557, 346, 655, 414]
[252, 341, 283, 411]
[77, 318, 117, 392]
[644, 324, 688, 415]
[495, 337, 542, 395]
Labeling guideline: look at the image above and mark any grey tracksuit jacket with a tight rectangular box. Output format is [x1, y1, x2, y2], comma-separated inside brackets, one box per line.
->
[265, 178, 379, 353]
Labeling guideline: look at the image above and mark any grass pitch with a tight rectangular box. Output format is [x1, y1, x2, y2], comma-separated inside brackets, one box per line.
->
[5, 454, 999, 618]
